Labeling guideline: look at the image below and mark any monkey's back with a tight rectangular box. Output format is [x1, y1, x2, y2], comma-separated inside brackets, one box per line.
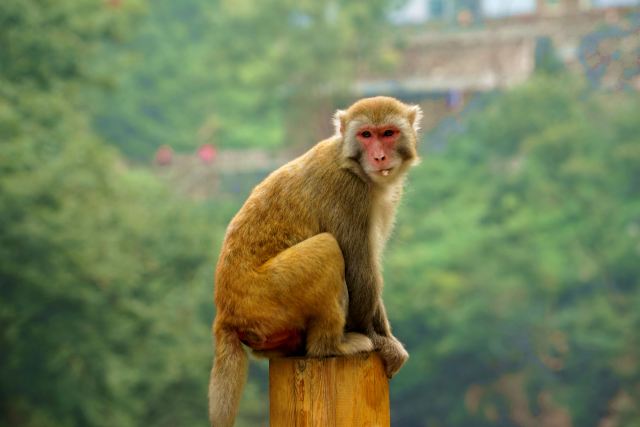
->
[215, 141, 335, 287]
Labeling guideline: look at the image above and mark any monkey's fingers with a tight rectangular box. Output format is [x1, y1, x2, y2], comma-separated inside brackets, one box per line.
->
[374, 335, 409, 378]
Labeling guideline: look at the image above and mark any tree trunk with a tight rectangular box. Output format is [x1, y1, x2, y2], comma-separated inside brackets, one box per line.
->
[269, 353, 390, 427]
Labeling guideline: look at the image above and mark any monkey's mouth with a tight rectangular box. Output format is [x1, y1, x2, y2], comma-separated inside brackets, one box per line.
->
[379, 168, 393, 177]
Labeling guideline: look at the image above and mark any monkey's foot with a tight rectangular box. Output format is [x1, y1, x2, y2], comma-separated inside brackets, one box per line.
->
[307, 332, 373, 357]
[339, 332, 374, 355]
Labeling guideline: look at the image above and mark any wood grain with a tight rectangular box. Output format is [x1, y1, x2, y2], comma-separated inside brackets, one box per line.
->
[269, 353, 390, 427]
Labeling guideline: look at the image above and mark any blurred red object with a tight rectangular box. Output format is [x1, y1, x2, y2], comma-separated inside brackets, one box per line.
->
[197, 144, 217, 164]
[155, 145, 173, 166]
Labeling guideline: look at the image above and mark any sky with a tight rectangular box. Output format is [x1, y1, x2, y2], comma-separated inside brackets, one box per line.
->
[481, 0, 535, 17]
[391, 0, 639, 23]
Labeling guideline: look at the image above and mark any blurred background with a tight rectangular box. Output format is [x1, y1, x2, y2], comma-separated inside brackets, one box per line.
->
[1, 0, 639, 426]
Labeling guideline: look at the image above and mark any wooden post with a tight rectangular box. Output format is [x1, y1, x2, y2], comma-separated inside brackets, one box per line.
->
[269, 353, 390, 427]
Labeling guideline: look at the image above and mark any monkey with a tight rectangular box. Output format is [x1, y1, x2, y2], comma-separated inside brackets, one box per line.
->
[209, 96, 422, 427]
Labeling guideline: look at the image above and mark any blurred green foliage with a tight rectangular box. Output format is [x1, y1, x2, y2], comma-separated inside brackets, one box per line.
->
[0, 1, 218, 426]
[387, 77, 640, 426]
[1, 0, 639, 426]
[92, 0, 397, 160]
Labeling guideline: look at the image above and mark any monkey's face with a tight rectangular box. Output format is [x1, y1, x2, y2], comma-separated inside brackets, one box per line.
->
[342, 115, 419, 184]
[355, 123, 410, 179]
[335, 97, 422, 185]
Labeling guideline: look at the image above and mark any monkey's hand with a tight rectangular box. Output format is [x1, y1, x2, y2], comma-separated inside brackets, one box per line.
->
[372, 334, 409, 378]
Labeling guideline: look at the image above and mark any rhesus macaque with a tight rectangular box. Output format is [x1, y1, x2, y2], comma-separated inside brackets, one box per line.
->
[209, 96, 422, 427]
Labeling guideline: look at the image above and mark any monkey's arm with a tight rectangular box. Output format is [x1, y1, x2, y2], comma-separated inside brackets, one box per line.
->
[371, 299, 409, 378]
[372, 299, 392, 336]
[342, 248, 392, 337]
[343, 253, 380, 333]
[341, 251, 408, 377]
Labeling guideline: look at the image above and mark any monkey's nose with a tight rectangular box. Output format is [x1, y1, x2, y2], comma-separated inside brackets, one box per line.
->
[374, 155, 386, 162]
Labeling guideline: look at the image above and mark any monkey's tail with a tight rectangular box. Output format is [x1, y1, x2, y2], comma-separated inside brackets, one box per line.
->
[209, 327, 248, 427]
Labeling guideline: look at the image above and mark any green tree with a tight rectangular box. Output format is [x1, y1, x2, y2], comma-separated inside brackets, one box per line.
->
[93, 0, 398, 160]
[0, 1, 240, 426]
[386, 76, 640, 426]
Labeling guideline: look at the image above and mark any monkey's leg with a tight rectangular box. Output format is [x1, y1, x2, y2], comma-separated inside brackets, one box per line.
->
[254, 233, 372, 357]
[305, 305, 373, 358]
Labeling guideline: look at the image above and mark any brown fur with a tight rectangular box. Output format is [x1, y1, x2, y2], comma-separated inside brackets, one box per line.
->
[209, 97, 421, 427]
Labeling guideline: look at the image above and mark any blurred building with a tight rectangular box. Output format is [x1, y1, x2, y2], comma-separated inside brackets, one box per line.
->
[361, 0, 640, 133]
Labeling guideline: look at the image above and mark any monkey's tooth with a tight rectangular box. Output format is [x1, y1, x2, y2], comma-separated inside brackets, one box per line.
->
[381, 169, 390, 176]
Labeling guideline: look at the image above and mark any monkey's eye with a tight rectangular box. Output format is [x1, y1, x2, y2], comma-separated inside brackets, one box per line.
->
[361, 130, 372, 138]
[383, 129, 395, 137]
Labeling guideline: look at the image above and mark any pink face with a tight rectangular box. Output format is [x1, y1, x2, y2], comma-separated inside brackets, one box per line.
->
[355, 125, 400, 174]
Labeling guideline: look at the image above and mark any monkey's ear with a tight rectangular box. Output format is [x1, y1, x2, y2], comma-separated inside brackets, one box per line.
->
[407, 105, 423, 133]
[333, 110, 347, 137]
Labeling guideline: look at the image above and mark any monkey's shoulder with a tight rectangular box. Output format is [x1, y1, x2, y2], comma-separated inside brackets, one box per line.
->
[222, 156, 322, 247]
[253, 138, 348, 195]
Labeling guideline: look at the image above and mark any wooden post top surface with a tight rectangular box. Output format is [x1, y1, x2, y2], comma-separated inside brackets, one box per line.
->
[269, 352, 390, 427]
